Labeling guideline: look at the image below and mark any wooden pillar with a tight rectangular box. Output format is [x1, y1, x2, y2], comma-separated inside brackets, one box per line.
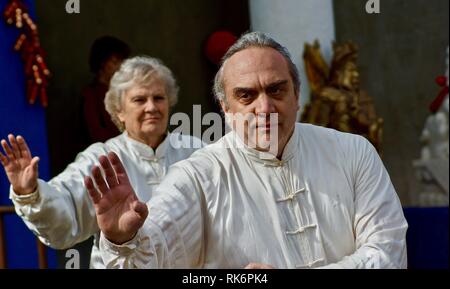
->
[0, 213, 6, 269]
[0, 206, 15, 269]
[37, 239, 48, 269]
[0, 206, 47, 269]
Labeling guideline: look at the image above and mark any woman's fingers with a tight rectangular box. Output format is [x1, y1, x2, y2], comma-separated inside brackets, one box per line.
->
[1, 138, 15, 162]
[8, 134, 21, 159]
[0, 151, 8, 167]
[16, 135, 32, 159]
[30, 156, 40, 175]
[0, 135, 35, 168]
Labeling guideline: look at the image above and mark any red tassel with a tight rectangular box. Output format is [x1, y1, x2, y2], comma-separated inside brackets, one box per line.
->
[33, 65, 42, 85]
[26, 78, 33, 98]
[36, 55, 50, 76]
[4, 0, 50, 108]
[14, 33, 26, 51]
[429, 75, 449, 113]
[24, 53, 34, 75]
[28, 83, 39, 104]
[429, 86, 449, 113]
[40, 86, 48, 107]
[3, 1, 18, 19]
[15, 8, 23, 28]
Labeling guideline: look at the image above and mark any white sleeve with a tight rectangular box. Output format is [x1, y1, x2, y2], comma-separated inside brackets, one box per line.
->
[319, 136, 408, 269]
[9, 145, 107, 249]
[99, 164, 205, 269]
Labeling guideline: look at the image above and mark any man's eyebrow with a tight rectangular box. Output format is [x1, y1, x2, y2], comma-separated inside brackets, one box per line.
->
[232, 87, 255, 95]
[232, 80, 289, 94]
[266, 80, 288, 88]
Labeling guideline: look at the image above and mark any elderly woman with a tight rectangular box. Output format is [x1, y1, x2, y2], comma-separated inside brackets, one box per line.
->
[0, 56, 203, 268]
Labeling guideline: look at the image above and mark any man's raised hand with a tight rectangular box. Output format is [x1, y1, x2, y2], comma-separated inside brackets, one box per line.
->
[85, 152, 148, 244]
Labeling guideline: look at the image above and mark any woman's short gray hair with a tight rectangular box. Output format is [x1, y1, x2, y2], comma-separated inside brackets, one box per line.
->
[105, 56, 179, 131]
[213, 31, 300, 106]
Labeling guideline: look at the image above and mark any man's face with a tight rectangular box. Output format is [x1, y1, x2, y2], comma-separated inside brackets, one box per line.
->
[118, 76, 169, 144]
[220, 47, 299, 156]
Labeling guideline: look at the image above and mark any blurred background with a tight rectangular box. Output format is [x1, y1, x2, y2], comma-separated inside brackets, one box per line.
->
[0, 0, 448, 269]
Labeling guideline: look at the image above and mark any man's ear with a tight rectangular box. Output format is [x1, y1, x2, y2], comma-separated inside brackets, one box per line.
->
[295, 90, 300, 111]
[219, 99, 229, 114]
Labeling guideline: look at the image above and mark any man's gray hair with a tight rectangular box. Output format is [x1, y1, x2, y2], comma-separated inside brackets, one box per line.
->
[105, 56, 179, 131]
[213, 31, 300, 105]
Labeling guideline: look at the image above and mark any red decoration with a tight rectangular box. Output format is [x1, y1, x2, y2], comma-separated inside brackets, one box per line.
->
[205, 31, 237, 65]
[429, 75, 449, 113]
[3, 0, 50, 107]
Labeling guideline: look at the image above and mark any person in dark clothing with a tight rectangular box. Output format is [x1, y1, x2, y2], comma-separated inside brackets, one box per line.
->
[82, 36, 131, 143]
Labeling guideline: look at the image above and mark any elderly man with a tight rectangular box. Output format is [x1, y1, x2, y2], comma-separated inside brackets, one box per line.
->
[0, 56, 203, 268]
[86, 32, 408, 269]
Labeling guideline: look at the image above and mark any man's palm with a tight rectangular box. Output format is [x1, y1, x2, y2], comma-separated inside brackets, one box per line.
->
[85, 152, 148, 244]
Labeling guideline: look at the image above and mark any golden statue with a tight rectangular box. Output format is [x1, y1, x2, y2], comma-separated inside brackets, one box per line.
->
[301, 40, 384, 153]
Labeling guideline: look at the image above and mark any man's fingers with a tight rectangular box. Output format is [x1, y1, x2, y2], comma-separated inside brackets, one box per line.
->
[1, 138, 15, 161]
[8, 134, 21, 158]
[16, 135, 32, 159]
[99, 155, 118, 188]
[91, 165, 109, 195]
[85, 176, 101, 204]
[108, 152, 129, 185]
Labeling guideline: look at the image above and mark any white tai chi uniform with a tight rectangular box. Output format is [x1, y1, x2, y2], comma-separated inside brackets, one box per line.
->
[100, 123, 408, 269]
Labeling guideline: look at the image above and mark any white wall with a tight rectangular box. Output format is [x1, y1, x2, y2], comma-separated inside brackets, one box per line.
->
[249, 0, 335, 118]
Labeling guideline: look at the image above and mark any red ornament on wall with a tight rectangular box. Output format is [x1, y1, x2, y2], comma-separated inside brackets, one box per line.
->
[3, 0, 51, 107]
[429, 75, 449, 113]
[205, 30, 237, 66]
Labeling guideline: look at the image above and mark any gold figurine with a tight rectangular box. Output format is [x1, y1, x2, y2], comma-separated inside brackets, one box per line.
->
[301, 40, 384, 153]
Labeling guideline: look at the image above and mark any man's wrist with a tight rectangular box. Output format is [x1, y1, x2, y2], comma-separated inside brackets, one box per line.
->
[104, 231, 138, 245]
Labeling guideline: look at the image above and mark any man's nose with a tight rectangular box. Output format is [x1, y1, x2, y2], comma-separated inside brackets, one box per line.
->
[255, 94, 275, 114]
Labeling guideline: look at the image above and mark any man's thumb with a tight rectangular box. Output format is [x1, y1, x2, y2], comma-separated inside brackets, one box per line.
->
[133, 201, 148, 219]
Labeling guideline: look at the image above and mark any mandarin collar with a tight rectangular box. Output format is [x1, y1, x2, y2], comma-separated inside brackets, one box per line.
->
[124, 131, 169, 160]
[232, 125, 299, 164]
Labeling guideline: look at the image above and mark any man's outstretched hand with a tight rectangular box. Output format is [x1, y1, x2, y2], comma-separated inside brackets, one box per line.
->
[85, 151, 148, 245]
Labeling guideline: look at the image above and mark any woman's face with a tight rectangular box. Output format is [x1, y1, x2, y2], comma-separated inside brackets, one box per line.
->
[118, 76, 170, 146]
